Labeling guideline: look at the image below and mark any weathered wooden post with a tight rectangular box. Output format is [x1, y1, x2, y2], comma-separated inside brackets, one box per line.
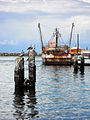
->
[14, 57, 24, 87]
[28, 46, 36, 88]
[80, 56, 84, 73]
[73, 56, 78, 73]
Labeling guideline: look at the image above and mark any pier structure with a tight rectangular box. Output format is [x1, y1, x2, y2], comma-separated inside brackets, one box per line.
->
[73, 55, 84, 73]
[80, 56, 84, 73]
[14, 46, 36, 89]
[73, 56, 78, 73]
[28, 46, 36, 88]
[14, 57, 24, 87]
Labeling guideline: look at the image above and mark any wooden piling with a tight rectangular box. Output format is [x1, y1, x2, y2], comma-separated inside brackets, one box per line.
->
[14, 57, 24, 87]
[73, 59, 78, 73]
[28, 47, 36, 88]
[73, 56, 78, 73]
[80, 56, 84, 73]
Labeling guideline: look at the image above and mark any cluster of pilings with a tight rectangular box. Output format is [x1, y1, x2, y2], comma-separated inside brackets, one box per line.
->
[73, 55, 84, 74]
[14, 46, 36, 89]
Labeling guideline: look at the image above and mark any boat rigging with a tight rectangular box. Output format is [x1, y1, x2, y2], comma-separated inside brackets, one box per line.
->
[38, 23, 74, 65]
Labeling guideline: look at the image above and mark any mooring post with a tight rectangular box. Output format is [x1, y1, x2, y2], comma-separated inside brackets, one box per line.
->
[28, 47, 36, 88]
[14, 57, 24, 87]
[73, 56, 78, 73]
[80, 56, 84, 73]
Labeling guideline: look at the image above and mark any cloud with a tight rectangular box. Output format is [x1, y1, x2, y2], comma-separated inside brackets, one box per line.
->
[0, 17, 39, 45]
[37, 14, 90, 34]
[8, 40, 17, 45]
[36, 14, 90, 49]
[0, 0, 90, 52]
[0, 0, 90, 15]
[0, 39, 17, 45]
[82, 0, 90, 3]
[0, 13, 90, 46]
[0, 40, 8, 45]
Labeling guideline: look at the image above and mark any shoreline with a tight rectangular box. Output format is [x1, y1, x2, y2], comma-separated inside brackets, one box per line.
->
[0, 53, 42, 56]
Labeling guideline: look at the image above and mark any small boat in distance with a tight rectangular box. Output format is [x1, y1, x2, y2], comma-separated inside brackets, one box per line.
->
[38, 23, 74, 65]
[73, 49, 90, 66]
[81, 50, 90, 65]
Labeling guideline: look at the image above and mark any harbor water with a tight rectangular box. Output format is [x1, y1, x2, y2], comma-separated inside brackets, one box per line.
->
[0, 56, 90, 120]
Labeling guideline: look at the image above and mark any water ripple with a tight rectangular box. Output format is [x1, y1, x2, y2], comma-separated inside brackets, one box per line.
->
[0, 56, 90, 119]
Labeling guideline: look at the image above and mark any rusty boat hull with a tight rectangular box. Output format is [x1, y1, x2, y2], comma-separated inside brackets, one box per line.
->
[42, 52, 73, 65]
[42, 58, 72, 65]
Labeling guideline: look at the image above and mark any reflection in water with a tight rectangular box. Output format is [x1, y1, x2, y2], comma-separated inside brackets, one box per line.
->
[80, 71, 84, 76]
[73, 69, 78, 74]
[51, 66, 60, 82]
[73, 67, 85, 85]
[80, 72, 85, 84]
[1, 56, 90, 119]
[13, 87, 38, 119]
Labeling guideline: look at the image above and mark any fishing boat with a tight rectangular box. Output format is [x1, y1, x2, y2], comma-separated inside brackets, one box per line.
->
[38, 23, 74, 65]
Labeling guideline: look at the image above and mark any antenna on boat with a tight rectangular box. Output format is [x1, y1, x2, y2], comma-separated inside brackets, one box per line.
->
[56, 28, 59, 48]
[77, 34, 79, 54]
[69, 23, 74, 50]
[38, 23, 43, 51]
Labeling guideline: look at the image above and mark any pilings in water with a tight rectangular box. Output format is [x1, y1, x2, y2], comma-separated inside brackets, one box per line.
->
[80, 56, 84, 73]
[14, 46, 36, 89]
[28, 47, 36, 88]
[14, 57, 24, 87]
[73, 58, 78, 73]
[73, 55, 84, 74]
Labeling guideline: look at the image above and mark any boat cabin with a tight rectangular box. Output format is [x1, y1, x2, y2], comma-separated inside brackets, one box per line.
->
[70, 47, 82, 56]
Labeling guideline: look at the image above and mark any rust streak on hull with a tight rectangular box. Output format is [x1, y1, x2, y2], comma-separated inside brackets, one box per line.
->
[43, 58, 72, 65]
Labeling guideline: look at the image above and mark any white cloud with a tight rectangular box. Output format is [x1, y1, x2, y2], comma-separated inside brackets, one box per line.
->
[0, 39, 17, 45]
[0, 0, 90, 50]
[37, 14, 90, 34]
[0, 40, 8, 45]
[8, 40, 17, 45]
[82, 0, 90, 3]
[35, 14, 90, 48]
[0, 0, 90, 14]
[0, 14, 90, 44]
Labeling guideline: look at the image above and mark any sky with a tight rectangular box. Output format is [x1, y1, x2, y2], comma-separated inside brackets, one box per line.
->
[0, 0, 90, 53]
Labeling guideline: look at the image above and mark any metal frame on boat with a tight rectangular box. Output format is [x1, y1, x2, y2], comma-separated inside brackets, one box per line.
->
[38, 23, 74, 65]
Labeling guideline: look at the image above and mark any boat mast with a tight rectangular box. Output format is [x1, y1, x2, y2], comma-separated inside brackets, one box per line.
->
[69, 23, 74, 50]
[38, 23, 43, 51]
[77, 34, 79, 54]
[56, 28, 59, 48]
